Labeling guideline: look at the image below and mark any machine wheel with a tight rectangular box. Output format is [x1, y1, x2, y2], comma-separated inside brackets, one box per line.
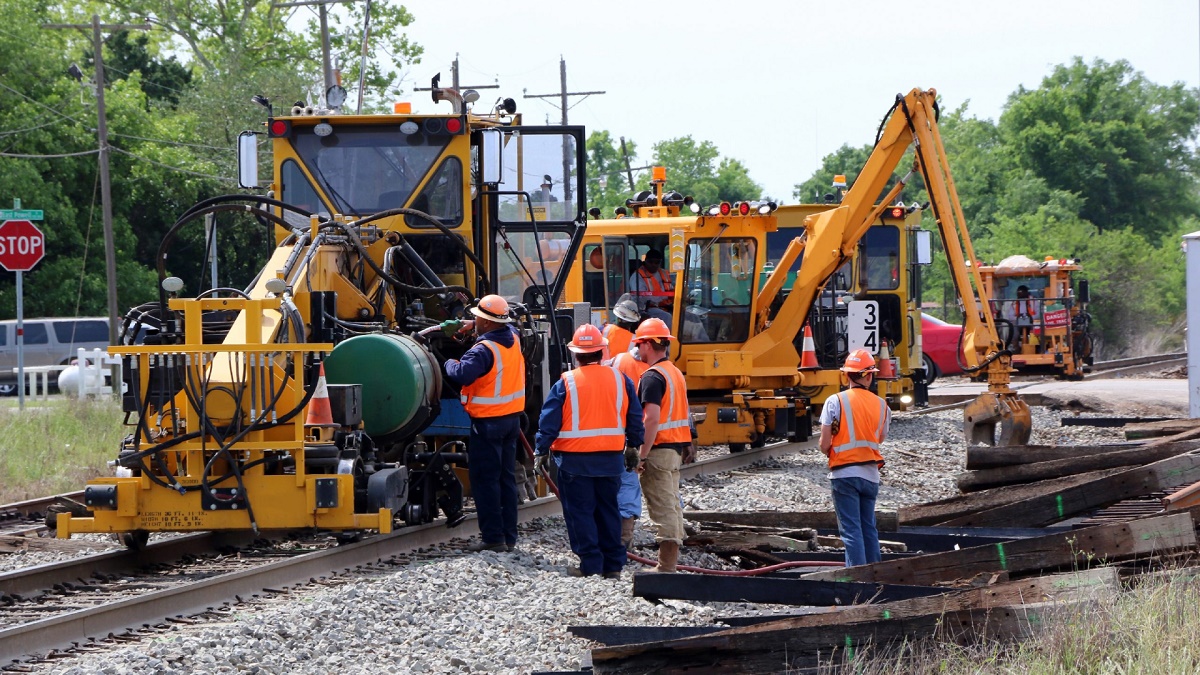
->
[922, 354, 939, 386]
[120, 530, 150, 550]
[728, 443, 747, 453]
[0, 383, 15, 396]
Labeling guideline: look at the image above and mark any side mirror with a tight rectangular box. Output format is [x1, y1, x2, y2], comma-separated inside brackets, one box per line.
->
[1078, 279, 1090, 304]
[481, 129, 503, 184]
[237, 131, 259, 189]
[915, 230, 933, 265]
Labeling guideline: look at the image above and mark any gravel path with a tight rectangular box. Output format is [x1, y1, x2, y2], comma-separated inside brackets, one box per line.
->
[26, 407, 1130, 674]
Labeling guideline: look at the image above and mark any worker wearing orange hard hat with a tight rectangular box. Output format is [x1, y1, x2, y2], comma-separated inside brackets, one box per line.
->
[536, 324, 645, 578]
[631, 318, 690, 572]
[445, 294, 525, 553]
[818, 348, 890, 567]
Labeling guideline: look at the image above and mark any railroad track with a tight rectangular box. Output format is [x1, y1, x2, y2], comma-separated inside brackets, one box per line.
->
[1084, 351, 1186, 379]
[0, 492, 85, 540]
[0, 438, 811, 666]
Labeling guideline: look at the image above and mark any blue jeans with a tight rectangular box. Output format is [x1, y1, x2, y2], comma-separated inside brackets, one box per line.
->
[467, 414, 520, 546]
[831, 476, 880, 567]
[617, 469, 643, 519]
[558, 467, 625, 575]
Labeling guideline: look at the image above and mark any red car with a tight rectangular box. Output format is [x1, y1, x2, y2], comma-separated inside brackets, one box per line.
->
[921, 313, 964, 383]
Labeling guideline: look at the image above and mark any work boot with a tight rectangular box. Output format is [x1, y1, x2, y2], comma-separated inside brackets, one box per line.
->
[466, 540, 507, 553]
[621, 517, 636, 549]
[655, 540, 680, 573]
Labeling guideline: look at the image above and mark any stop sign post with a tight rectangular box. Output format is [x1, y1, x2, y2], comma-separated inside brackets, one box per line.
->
[0, 211, 46, 410]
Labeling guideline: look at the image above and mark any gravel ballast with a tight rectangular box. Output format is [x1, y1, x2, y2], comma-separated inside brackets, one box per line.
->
[25, 406, 1141, 674]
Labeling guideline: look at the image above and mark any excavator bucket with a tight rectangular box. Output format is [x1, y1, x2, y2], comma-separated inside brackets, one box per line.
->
[963, 392, 1032, 446]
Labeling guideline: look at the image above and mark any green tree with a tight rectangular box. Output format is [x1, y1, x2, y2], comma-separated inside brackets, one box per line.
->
[1000, 57, 1200, 238]
[791, 143, 924, 207]
[585, 130, 640, 217]
[102, 30, 193, 107]
[651, 136, 761, 206]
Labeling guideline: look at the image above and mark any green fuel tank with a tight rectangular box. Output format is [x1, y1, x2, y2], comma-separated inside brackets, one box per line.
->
[323, 333, 442, 439]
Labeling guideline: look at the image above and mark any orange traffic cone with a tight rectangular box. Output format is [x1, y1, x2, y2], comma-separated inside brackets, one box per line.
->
[799, 325, 820, 370]
[877, 342, 897, 380]
[306, 363, 337, 427]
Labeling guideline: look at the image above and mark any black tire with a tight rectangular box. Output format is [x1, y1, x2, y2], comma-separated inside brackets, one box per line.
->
[922, 354, 939, 386]
[728, 443, 747, 453]
[0, 383, 15, 396]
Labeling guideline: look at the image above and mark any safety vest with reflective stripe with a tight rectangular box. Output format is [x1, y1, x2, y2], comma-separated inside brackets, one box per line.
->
[1017, 298, 1037, 317]
[460, 337, 526, 417]
[603, 323, 634, 358]
[647, 359, 691, 445]
[612, 351, 649, 386]
[550, 365, 629, 453]
[828, 388, 887, 469]
[636, 267, 674, 303]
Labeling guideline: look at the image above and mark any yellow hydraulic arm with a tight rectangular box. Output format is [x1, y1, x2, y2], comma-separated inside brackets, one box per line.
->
[747, 88, 1030, 446]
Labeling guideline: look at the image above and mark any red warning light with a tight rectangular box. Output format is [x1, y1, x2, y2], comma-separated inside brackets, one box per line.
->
[890, 207, 904, 218]
[269, 120, 290, 137]
[738, 202, 751, 216]
[445, 117, 463, 134]
[719, 202, 731, 216]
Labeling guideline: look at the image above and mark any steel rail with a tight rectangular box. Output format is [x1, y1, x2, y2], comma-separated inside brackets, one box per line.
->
[0, 440, 810, 664]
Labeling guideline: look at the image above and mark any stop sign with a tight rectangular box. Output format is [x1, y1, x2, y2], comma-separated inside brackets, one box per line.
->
[0, 219, 45, 272]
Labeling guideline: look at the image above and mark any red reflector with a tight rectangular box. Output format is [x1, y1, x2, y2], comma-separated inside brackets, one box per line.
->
[738, 202, 750, 216]
[719, 202, 731, 216]
[269, 120, 288, 136]
[445, 117, 463, 134]
[891, 207, 904, 218]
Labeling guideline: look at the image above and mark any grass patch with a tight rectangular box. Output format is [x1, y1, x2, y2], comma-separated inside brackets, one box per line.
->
[820, 570, 1200, 674]
[0, 396, 126, 503]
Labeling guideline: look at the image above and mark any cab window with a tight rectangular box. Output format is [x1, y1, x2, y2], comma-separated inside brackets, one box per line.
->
[582, 242, 628, 310]
[681, 238, 755, 344]
[495, 230, 571, 303]
[863, 226, 900, 291]
[405, 157, 463, 228]
[494, 133, 578, 223]
[280, 159, 323, 229]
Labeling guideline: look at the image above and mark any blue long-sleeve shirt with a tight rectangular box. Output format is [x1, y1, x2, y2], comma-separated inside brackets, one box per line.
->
[444, 325, 519, 386]
[535, 366, 645, 477]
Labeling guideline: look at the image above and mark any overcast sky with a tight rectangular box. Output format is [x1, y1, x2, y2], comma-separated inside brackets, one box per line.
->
[350, 0, 1199, 203]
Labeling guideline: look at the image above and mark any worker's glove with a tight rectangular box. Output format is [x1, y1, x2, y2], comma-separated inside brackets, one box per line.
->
[534, 454, 550, 476]
[624, 446, 641, 472]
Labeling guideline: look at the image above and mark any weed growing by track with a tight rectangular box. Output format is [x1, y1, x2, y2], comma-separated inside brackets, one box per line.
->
[0, 397, 124, 502]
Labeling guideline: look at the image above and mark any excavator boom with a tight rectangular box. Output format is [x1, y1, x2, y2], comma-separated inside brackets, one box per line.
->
[754, 88, 1030, 445]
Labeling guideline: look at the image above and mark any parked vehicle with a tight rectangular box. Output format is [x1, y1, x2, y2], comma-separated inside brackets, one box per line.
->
[0, 317, 110, 394]
[921, 313, 964, 384]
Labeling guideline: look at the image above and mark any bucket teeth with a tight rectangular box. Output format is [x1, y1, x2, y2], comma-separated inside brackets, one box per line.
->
[963, 393, 1032, 446]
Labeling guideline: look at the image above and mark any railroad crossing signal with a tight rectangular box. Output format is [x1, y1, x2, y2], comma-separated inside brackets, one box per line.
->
[0, 219, 46, 272]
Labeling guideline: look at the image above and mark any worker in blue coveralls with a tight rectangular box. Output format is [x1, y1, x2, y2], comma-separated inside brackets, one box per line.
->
[535, 324, 645, 578]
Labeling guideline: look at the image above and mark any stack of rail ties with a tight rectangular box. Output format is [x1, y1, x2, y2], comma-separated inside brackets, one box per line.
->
[546, 421, 1200, 674]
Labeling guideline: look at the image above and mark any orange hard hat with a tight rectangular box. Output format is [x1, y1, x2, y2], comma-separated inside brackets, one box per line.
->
[470, 294, 513, 323]
[840, 348, 879, 373]
[631, 317, 675, 343]
[567, 324, 607, 354]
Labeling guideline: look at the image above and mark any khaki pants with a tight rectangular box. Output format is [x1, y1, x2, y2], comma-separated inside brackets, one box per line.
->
[640, 447, 684, 544]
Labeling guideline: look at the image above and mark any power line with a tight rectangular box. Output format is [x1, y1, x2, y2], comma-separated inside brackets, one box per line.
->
[0, 148, 99, 158]
[522, 57, 604, 203]
[110, 144, 233, 182]
[102, 63, 192, 97]
[109, 132, 231, 152]
[0, 81, 91, 127]
[0, 118, 68, 138]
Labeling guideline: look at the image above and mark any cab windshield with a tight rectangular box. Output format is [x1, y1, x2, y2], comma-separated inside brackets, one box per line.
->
[292, 126, 450, 215]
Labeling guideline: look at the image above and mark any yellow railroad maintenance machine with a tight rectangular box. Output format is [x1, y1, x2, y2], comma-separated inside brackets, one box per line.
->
[978, 254, 1093, 378]
[56, 78, 588, 545]
[790, 88, 1031, 446]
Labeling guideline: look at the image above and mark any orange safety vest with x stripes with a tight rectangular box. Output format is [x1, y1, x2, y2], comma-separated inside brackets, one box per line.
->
[636, 267, 674, 305]
[550, 364, 629, 452]
[603, 323, 634, 358]
[647, 359, 691, 445]
[828, 388, 887, 470]
[460, 337, 526, 418]
[611, 351, 648, 386]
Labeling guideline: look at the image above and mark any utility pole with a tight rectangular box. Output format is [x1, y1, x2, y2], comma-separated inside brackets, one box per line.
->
[43, 17, 150, 348]
[273, 0, 359, 102]
[523, 57, 604, 203]
[414, 54, 500, 98]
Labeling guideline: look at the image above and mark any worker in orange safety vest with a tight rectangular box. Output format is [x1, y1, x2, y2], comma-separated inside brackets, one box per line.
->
[818, 348, 890, 567]
[535, 324, 645, 578]
[445, 294, 526, 553]
[603, 296, 641, 359]
[632, 318, 691, 572]
[628, 249, 674, 323]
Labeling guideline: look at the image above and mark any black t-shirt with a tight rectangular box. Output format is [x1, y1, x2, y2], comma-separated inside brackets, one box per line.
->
[638, 360, 689, 450]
